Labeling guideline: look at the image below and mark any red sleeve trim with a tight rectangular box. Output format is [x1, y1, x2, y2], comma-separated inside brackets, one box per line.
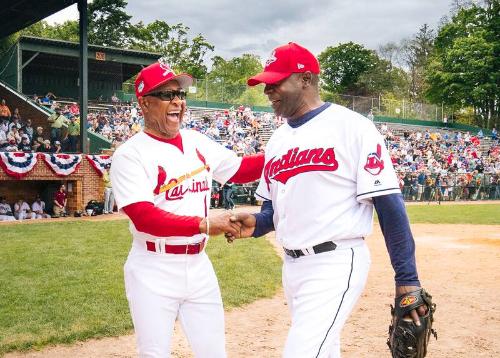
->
[122, 201, 201, 237]
[229, 153, 264, 183]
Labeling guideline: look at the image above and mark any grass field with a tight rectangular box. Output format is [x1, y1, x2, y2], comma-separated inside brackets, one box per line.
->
[0, 203, 498, 354]
[0, 220, 282, 354]
[405, 203, 500, 225]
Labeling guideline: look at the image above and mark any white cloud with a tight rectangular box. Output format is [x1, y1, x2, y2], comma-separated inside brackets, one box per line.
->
[44, 0, 451, 62]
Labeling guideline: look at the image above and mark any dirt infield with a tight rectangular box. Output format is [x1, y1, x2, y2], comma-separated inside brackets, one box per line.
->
[5, 211, 500, 357]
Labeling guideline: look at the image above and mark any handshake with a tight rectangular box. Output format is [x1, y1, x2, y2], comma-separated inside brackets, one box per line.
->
[199, 211, 255, 242]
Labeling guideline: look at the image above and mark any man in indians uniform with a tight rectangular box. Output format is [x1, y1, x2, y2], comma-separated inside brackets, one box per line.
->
[228, 43, 428, 357]
[110, 59, 263, 358]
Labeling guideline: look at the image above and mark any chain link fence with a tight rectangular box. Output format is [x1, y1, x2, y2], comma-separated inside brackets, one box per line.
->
[122, 80, 444, 121]
[336, 95, 444, 121]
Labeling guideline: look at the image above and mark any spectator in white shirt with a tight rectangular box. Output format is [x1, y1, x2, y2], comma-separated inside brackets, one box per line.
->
[14, 199, 36, 220]
[32, 196, 51, 219]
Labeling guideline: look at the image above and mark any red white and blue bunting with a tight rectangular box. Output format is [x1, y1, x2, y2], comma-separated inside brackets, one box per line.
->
[86, 154, 112, 177]
[0, 152, 38, 179]
[41, 153, 82, 177]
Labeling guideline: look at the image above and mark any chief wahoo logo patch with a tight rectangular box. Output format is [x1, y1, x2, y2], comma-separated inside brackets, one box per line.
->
[364, 143, 385, 175]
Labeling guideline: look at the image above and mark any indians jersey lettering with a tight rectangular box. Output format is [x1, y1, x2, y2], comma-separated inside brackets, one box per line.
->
[264, 147, 338, 189]
[255, 104, 400, 249]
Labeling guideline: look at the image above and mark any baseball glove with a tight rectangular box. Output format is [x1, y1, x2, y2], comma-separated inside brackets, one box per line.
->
[387, 288, 437, 358]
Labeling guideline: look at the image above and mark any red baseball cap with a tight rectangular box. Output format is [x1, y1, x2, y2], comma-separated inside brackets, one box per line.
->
[135, 58, 193, 98]
[247, 42, 320, 86]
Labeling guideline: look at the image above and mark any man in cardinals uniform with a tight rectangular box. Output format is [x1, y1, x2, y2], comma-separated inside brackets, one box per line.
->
[110, 58, 263, 358]
[228, 43, 428, 358]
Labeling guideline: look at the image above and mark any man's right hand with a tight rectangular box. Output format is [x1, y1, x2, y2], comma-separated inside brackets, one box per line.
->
[199, 212, 242, 237]
[225, 213, 256, 242]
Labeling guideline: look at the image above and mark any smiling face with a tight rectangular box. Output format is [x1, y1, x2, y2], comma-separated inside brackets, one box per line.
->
[138, 80, 186, 139]
[263, 72, 319, 121]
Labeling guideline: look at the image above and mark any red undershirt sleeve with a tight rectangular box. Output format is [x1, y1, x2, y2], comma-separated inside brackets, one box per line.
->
[122, 201, 202, 237]
[229, 153, 265, 183]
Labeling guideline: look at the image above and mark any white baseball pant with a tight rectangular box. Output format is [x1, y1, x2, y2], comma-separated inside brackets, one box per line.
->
[282, 239, 371, 358]
[124, 247, 226, 358]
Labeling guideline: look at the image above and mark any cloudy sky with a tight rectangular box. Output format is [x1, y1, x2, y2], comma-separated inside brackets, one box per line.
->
[46, 0, 451, 63]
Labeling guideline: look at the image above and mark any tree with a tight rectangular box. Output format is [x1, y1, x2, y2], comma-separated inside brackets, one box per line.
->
[206, 54, 263, 103]
[357, 57, 409, 97]
[130, 21, 214, 79]
[318, 42, 377, 95]
[378, 42, 399, 70]
[21, 20, 78, 42]
[399, 24, 435, 100]
[88, 0, 132, 47]
[425, 2, 499, 128]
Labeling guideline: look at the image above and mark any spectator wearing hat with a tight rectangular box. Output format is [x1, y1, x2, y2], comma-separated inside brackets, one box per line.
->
[32, 196, 51, 219]
[32, 126, 48, 151]
[53, 184, 67, 217]
[18, 135, 32, 152]
[69, 102, 79, 115]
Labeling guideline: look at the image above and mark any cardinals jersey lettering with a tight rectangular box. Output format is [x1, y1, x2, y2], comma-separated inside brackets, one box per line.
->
[255, 103, 400, 249]
[111, 130, 241, 244]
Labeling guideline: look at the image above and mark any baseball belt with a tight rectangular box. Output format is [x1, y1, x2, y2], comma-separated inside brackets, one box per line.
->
[146, 238, 206, 255]
[283, 241, 337, 258]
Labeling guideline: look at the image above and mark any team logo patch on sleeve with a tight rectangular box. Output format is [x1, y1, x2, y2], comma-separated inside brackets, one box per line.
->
[363, 143, 385, 175]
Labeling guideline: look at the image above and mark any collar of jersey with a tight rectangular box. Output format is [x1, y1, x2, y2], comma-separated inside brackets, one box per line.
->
[144, 131, 184, 153]
[287, 102, 331, 128]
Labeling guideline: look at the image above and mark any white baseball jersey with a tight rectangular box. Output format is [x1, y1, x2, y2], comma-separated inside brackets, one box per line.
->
[111, 130, 241, 245]
[255, 103, 400, 250]
[110, 129, 242, 357]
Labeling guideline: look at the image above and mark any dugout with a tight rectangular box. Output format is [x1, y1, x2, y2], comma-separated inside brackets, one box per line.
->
[0, 36, 159, 101]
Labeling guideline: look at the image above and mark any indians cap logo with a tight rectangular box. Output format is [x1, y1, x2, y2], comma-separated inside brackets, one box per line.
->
[137, 81, 145, 93]
[297, 63, 305, 69]
[364, 143, 385, 175]
[400, 295, 418, 307]
[265, 50, 277, 68]
[158, 57, 173, 76]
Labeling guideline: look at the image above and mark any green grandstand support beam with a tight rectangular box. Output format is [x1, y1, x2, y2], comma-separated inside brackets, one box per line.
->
[78, 0, 88, 154]
[21, 52, 39, 69]
[16, 42, 22, 92]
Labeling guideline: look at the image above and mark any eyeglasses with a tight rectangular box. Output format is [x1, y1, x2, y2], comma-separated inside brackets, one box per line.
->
[144, 90, 187, 101]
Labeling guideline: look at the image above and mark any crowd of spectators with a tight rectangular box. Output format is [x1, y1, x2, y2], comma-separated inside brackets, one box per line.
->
[379, 124, 500, 202]
[2, 93, 499, 207]
[0, 97, 80, 153]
